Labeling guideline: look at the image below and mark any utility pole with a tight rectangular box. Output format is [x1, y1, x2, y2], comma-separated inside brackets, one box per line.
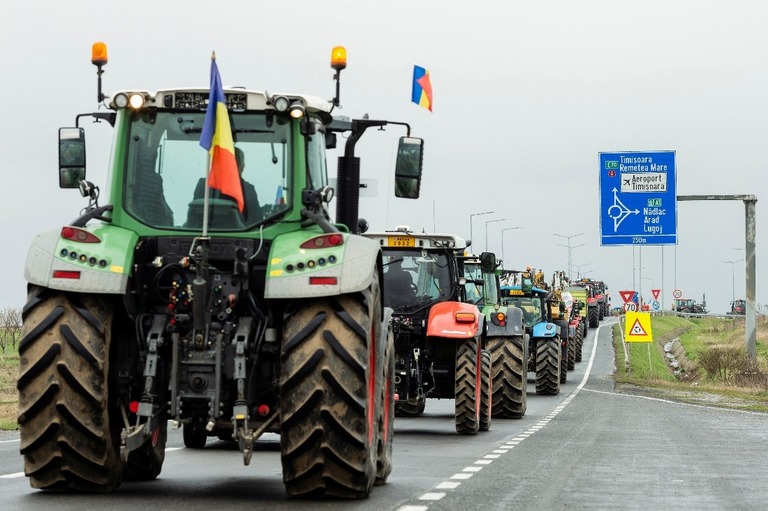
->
[469, 211, 494, 250]
[501, 227, 522, 268]
[554, 232, 584, 281]
[678, 194, 757, 360]
[723, 259, 743, 304]
[486, 218, 506, 252]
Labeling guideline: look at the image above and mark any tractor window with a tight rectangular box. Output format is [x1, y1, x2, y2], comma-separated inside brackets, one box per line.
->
[507, 297, 542, 327]
[483, 271, 499, 305]
[123, 110, 293, 230]
[306, 120, 328, 189]
[463, 262, 482, 304]
[382, 250, 451, 310]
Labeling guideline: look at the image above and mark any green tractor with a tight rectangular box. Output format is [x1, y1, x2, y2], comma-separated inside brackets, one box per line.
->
[463, 252, 527, 419]
[18, 43, 424, 497]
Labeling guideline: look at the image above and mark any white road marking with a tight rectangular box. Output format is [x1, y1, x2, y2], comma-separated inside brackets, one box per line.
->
[419, 492, 445, 501]
[407, 320, 609, 510]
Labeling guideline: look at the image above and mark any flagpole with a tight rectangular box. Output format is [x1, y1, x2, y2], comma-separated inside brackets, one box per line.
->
[201, 51, 216, 238]
[202, 152, 211, 238]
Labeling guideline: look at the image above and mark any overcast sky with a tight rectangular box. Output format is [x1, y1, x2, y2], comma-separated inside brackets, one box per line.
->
[2, 0, 766, 315]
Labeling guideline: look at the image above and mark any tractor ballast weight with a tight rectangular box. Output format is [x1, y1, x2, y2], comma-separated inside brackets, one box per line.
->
[18, 44, 425, 497]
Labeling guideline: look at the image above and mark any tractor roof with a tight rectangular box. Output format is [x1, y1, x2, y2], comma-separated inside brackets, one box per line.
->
[364, 229, 467, 251]
[106, 87, 333, 121]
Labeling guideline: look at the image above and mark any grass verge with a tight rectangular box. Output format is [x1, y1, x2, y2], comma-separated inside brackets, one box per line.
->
[612, 313, 768, 413]
[0, 345, 19, 430]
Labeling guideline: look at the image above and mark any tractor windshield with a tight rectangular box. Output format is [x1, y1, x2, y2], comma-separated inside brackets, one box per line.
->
[121, 109, 317, 230]
[382, 249, 453, 311]
[505, 296, 543, 327]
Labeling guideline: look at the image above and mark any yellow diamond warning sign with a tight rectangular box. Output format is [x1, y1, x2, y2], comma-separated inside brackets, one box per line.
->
[624, 311, 653, 343]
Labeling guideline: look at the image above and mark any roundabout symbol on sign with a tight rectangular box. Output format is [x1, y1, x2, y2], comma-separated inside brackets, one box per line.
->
[651, 300, 660, 311]
[673, 289, 682, 299]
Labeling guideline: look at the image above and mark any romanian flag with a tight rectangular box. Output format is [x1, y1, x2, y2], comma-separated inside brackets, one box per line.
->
[411, 65, 433, 112]
[199, 55, 244, 212]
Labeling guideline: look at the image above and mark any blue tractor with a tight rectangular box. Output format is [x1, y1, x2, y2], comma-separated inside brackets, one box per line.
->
[501, 273, 562, 395]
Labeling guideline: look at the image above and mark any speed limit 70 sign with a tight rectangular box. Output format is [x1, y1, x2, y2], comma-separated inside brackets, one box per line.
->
[624, 303, 637, 312]
[673, 289, 682, 299]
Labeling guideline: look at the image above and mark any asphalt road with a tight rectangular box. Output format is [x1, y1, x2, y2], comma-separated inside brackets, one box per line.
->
[2, 318, 767, 510]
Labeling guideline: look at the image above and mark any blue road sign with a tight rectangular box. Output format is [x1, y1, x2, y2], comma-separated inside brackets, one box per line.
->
[599, 151, 677, 246]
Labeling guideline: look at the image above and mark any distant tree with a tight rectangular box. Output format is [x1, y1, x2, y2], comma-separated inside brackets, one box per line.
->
[0, 307, 21, 352]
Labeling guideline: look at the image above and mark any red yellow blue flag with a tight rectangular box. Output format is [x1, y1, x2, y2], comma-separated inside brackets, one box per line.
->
[411, 65, 433, 112]
[200, 54, 244, 212]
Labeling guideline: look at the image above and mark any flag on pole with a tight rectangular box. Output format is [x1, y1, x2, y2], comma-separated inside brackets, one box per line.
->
[200, 54, 244, 212]
[411, 65, 433, 112]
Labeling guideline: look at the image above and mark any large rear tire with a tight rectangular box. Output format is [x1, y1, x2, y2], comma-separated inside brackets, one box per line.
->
[534, 337, 561, 395]
[588, 307, 599, 328]
[560, 341, 568, 384]
[375, 329, 395, 485]
[575, 323, 584, 363]
[455, 337, 481, 435]
[479, 349, 492, 432]
[280, 282, 381, 498]
[17, 286, 122, 492]
[487, 336, 526, 418]
[567, 332, 576, 370]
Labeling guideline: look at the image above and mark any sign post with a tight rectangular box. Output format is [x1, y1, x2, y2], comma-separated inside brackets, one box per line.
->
[599, 151, 677, 246]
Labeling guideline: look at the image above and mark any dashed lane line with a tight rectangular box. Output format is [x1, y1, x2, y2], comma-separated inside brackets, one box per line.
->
[395, 320, 610, 511]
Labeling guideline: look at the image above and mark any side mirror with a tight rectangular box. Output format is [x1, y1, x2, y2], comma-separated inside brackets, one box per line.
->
[59, 127, 86, 188]
[480, 252, 496, 272]
[394, 136, 423, 199]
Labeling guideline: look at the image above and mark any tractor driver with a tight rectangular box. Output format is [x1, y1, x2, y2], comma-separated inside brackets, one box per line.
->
[384, 257, 416, 306]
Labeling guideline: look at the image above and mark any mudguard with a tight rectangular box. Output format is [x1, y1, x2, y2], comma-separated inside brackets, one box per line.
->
[266, 230, 379, 299]
[24, 225, 137, 294]
[426, 301, 482, 339]
[554, 319, 570, 341]
[532, 321, 558, 338]
[485, 305, 525, 337]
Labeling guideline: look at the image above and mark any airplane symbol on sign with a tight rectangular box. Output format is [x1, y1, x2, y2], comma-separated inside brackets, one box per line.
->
[623, 178, 630, 186]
